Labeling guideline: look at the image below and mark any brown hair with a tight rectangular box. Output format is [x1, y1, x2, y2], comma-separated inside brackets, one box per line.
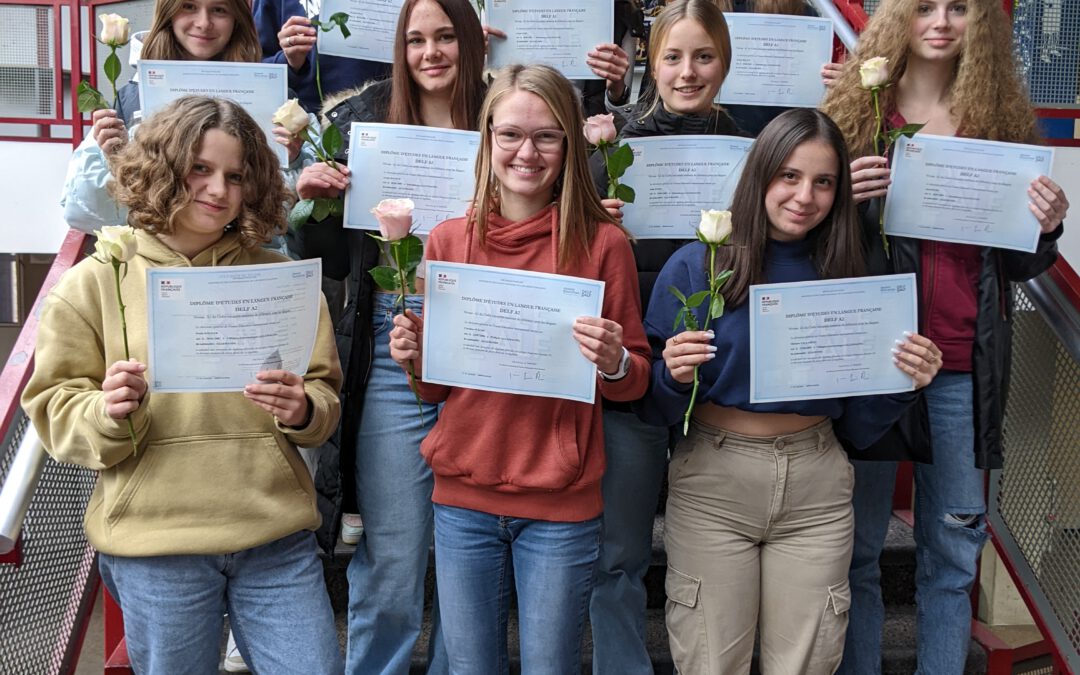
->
[470, 65, 620, 270]
[821, 0, 1039, 156]
[720, 108, 864, 306]
[111, 96, 286, 249]
[141, 0, 260, 62]
[640, 0, 732, 118]
[385, 0, 487, 130]
[712, 0, 807, 12]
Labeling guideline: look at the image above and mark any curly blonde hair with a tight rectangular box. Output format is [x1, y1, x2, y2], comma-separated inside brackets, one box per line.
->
[110, 96, 286, 249]
[821, 0, 1039, 156]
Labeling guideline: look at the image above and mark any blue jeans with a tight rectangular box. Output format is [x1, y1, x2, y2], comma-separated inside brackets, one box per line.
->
[589, 409, 668, 675]
[346, 293, 445, 675]
[840, 372, 988, 675]
[433, 504, 601, 675]
[99, 530, 341, 674]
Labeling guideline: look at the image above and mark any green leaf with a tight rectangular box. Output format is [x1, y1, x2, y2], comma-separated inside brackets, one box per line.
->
[369, 266, 401, 291]
[715, 269, 734, 286]
[328, 11, 349, 23]
[288, 199, 315, 229]
[668, 285, 688, 304]
[312, 198, 333, 222]
[77, 81, 108, 112]
[328, 199, 344, 216]
[338, 23, 351, 39]
[683, 311, 699, 332]
[103, 52, 121, 86]
[673, 307, 687, 332]
[709, 294, 725, 319]
[614, 183, 635, 204]
[405, 268, 418, 294]
[396, 235, 424, 271]
[685, 290, 709, 308]
[606, 143, 634, 177]
[321, 123, 343, 158]
[606, 182, 617, 200]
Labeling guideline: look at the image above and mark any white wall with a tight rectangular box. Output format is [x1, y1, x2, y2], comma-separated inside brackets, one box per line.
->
[0, 141, 71, 254]
[1052, 146, 1080, 267]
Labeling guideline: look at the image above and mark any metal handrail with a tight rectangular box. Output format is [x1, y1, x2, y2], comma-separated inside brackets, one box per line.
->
[1023, 264, 1080, 364]
[0, 426, 46, 554]
[808, 0, 860, 51]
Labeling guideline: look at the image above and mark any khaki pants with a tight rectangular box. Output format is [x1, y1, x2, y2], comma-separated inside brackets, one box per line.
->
[664, 419, 854, 675]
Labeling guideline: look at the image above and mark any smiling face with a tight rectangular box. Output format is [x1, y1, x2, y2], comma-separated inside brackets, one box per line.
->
[170, 128, 244, 252]
[405, 0, 460, 98]
[489, 89, 566, 216]
[653, 17, 726, 116]
[764, 139, 839, 242]
[171, 0, 235, 60]
[908, 0, 968, 64]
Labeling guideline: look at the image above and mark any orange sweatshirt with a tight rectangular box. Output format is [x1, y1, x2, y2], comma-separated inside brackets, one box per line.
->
[415, 205, 650, 521]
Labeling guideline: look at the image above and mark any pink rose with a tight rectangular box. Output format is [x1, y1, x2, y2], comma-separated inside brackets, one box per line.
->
[583, 113, 617, 145]
[370, 198, 414, 240]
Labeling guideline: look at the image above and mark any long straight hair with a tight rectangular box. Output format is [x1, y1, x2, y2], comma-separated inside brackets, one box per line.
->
[470, 65, 619, 270]
[719, 108, 864, 306]
[141, 0, 260, 62]
[385, 0, 486, 130]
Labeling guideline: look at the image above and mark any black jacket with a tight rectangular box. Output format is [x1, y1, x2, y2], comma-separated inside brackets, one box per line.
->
[859, 203, 1062, 469]
[592, 104, 746, 413]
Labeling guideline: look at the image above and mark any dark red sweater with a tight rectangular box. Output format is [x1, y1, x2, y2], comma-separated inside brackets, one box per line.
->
[415, 205, 650, 521]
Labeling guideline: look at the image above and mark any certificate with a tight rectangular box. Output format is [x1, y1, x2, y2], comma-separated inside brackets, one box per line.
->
[748, 274, 917, 403]
[487, 0, 613, 80]
[619, 135, 753, 238]
[716, 13, 833, 108]
[343, 123, 480, 234]
[146, 259, 322, 393]
[138, 60, 288, 164]
[883, 134, 1054, 253]
[317, 0, 403, 62]
[423, 261, 605, 403]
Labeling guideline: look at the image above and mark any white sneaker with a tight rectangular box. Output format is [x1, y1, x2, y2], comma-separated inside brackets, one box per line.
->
[223, 629, 250, 673]
[341, 513, 364, 545]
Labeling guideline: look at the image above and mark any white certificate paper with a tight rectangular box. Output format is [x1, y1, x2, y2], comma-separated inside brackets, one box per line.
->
[138, 60, 288, 164]
[343, 123, 480, 234]
[883, 134, 1054, 253]
[423, 261, 605, 403]
[317, 0, 404, 62]
[717, 13, 833, 108]
[146, 259, 322, 393]
[487, 0, 613, 80]
[619, 135, 753, 239]
[749, 274, 917, 403]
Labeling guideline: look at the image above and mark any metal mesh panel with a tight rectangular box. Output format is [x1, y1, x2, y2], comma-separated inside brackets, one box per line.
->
[863, 0, 881, 15]
[0, 410, 98, 675]
[1013, 0, 1080, 105]
[0, 5, 56, 118]
[995, 284, 1080, 670]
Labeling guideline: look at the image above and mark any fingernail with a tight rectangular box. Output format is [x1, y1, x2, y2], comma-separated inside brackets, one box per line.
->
[890, 347, 900, 355]
[706, 353, 716, 359]
[903, 330, 913, 337]
[894, 339, 904, 346]
[706, 345, 718, 352]
[705, 330, 715, 338]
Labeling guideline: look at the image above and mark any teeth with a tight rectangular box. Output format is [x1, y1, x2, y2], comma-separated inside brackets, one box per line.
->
[512, 166, 541, 174]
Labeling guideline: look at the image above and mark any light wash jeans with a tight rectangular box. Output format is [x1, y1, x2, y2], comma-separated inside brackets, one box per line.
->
[99, 530, 342, 674]
[840, 372, 988, 675]
[589, 409, 669, 675]
[346, 293, 446, 675]
[434, 504, 602, 675]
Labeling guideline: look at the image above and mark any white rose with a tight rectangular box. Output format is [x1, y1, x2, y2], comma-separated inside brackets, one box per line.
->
[698, 210, 732, 245]
[859, 57, 889, 89]
[99, 14, 130, 47]
[272, 99, 310, 136]
[94, 225, 138, 262]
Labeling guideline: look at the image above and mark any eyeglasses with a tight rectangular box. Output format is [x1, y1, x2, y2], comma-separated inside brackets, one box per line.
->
[490, 124, 567, 153]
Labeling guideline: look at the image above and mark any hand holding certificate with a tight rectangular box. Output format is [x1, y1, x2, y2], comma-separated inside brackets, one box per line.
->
[421, 262, 605, 403]
[749, 274, 918, 403]
[883, 134, 1055, 252]
[486, 0, 613, 80]
[146, 260, 322, 393]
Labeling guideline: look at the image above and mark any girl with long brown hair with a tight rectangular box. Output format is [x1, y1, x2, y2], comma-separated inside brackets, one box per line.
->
[821, 1, 1069, 672]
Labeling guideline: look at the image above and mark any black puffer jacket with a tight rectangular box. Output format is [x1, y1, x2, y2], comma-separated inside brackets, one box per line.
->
[592, 104, 746, 413]
[859, 203, 1062, 469]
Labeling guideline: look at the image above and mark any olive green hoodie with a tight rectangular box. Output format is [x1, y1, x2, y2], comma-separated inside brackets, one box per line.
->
[22, 231, 342, 556]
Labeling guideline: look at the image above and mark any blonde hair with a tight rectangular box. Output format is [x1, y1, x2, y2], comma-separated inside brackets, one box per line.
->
[470, 65, 620, 270]
[110, 96, 286, 249]
[641, 0, 732, 117]
[821, 0, 1039, 155]
[141, 0, 260, 62]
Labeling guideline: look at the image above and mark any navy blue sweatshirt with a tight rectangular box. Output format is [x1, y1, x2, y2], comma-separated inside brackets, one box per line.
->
[640, 237, 918, 450]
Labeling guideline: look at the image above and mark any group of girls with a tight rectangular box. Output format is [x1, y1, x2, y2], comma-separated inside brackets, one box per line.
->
[34, 0, 1070, 673]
